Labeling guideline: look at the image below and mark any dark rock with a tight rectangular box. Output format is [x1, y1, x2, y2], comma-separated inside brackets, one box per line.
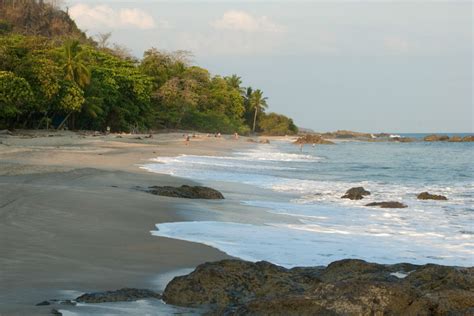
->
[51, 309, 62, 316]
[424, 134, 449, 142]
[365, 201, 408, 208]
[146, 185, 224, 199]
[36, 300, 51, 306]
[76, 288, 161, 303]
[417, 192, 448, 201]
[163, 259, 474, 315]
[294, 134, 335, 145]
[341, 187, 370, 200]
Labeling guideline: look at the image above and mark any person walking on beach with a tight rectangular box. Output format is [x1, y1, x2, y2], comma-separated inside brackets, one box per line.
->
[185, 134, 190, 146]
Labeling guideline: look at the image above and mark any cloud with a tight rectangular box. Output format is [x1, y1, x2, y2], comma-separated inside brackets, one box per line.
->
[69, 4, 156, 30]
[211, 10, 284, 33]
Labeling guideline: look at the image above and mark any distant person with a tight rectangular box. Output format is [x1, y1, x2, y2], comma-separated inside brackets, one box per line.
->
[185, 134, 190, 146]
[312, 143, 316, 148]
[217, 132, 221, 138]
[234, 132, 239, 140]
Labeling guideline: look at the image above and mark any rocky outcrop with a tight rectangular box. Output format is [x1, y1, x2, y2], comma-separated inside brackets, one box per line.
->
[417, 192, 448, 201]
[365, 201, 407, 208]
[341, 187, 370, 200]
[76, 288, 161, 303]
[322, 130, 372, 139]
[462, 135, 474, 142]
[146, 185, 224, 199]
[449, 136, 463, 142]
[163, 259, 474, 315]
[294, 134, 335, 145]
[424, 134, 450, 142]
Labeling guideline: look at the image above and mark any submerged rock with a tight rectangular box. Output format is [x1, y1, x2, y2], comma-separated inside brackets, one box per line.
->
[365, 201, 407, 208]
[76, 288, 161, 303]
[341, 187, 370, 200]
[417, 192, 448, 201]
[163, 259, 474, 315]
[146, 185, 224, 199]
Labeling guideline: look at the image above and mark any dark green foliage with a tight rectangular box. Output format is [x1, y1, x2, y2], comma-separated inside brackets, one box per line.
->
[259, 113, 298, 136]
[0, 3, 297, 134]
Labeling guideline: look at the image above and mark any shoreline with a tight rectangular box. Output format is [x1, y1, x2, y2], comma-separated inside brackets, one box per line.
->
[1, 131, 472, 314]
[0, 131, 254, 314]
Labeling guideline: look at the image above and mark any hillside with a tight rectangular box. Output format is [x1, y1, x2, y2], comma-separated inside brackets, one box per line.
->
[0, 0, 87, 39]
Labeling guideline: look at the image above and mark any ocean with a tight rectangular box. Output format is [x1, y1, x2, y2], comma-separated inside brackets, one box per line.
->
[143, 137, 473, 268]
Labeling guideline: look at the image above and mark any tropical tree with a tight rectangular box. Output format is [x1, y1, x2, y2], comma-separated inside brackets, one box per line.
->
[225, 74, 244, 94]
[0, 70, 34, 126]
[56, 40, 90, 129]
[61, 39, 90, 88]
[249, 89, 268, 133]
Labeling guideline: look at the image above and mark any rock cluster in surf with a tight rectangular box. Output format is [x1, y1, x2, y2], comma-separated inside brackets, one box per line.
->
[294, 134, 335, 145]
[417, 192, 448, 201]
[341, 187, 370, 200]
[143, 185, 225, 199]
[162, 259, 474, 315]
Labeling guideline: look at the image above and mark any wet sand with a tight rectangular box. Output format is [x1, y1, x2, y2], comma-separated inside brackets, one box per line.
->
[0, 131, 254, 315]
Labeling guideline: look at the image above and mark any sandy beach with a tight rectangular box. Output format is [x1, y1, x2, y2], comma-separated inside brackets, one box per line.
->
[0, 131, 257, 315]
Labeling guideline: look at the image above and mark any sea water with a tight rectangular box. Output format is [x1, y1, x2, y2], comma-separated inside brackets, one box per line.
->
[144, 137, 473, 267]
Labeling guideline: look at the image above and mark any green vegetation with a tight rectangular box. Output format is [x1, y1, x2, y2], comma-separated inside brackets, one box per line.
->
[0, 1, 298, 135]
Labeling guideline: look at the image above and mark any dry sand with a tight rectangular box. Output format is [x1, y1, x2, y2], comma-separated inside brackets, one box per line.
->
[0, 131, 257, 315]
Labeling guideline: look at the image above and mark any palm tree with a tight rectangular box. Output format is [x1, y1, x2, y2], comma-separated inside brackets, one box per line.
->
[58, 40, 90, 129]
[250, 89, 268, 133]
[62, 39, 90, 88]
[225, 74, 245, 94]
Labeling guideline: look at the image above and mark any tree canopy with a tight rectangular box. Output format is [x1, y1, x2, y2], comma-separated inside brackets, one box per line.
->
[0, 1, 298, 135]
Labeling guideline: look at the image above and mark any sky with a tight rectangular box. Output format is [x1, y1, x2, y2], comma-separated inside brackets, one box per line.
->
[65, 0, 473, 133]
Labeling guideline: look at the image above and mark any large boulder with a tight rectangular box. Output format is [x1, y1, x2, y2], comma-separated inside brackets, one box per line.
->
[365, 201, 407, 208]
[76, 288, 161, 303]
[341, 187, 370, 200]
[462, 135, 474, 142]
[163, 259, 474, 315]
[147, 185, 224, 199]
[294, 134, 335, 145]
[424, 134, 449, 142]
[417, 192, 448, 201]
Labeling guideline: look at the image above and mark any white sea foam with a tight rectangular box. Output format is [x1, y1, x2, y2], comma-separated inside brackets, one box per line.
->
[151, 221, 473, 267]
[144, 141, 474, 268]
